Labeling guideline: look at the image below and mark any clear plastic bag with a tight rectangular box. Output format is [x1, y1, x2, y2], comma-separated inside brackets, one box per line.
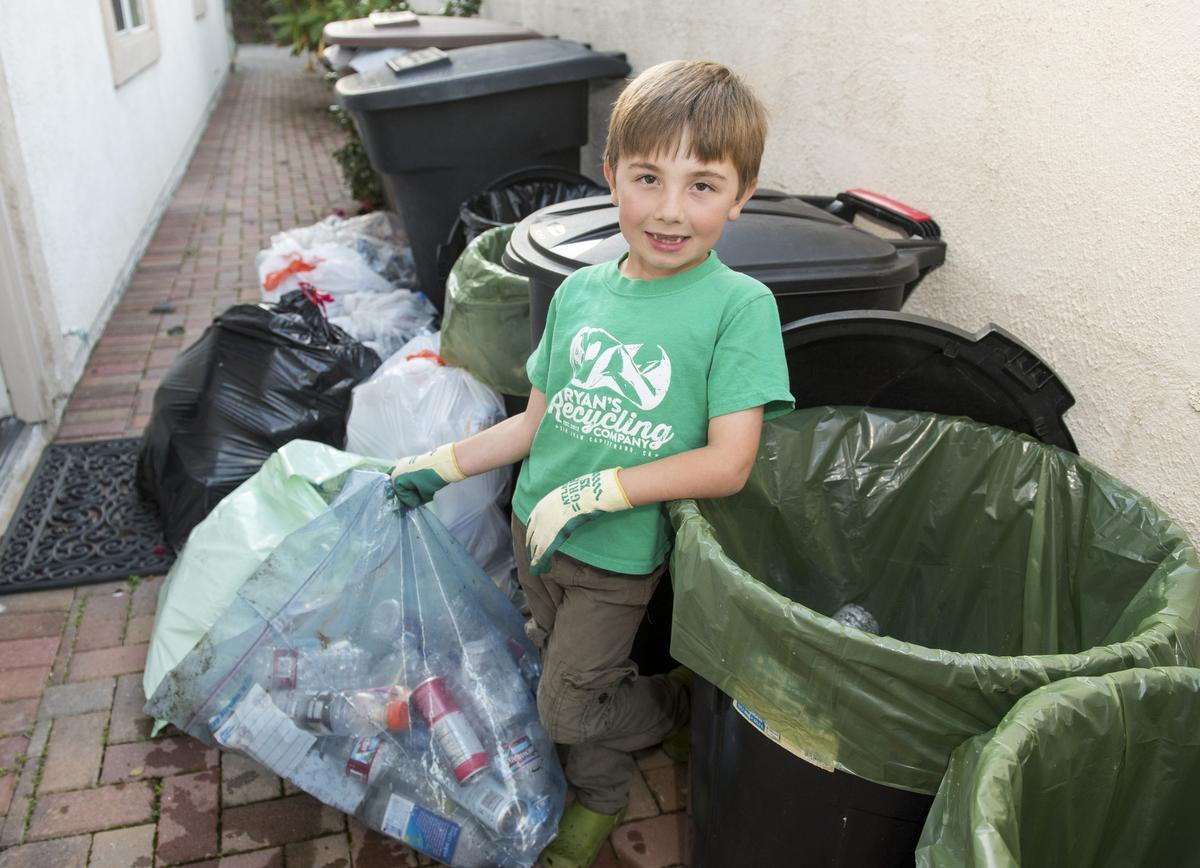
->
[329, 290, 437, 362]
[258, 239, 396, 306]
[346, 333, 521, 606]
[145, 472, 564, 868]
[264, 211, 414, 287]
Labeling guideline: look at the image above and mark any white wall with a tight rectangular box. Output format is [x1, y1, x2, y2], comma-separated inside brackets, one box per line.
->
[0, 365, 10, 418]
[484, 0, 1200, 538]
[0, 0, 231, 380]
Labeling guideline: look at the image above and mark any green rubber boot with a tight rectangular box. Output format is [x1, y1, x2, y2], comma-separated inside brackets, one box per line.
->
[539, 802, 625, 868]
[660, 666, 694, 763]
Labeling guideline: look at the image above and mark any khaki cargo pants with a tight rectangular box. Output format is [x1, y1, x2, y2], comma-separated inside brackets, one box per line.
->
[512, 516, 689, 815]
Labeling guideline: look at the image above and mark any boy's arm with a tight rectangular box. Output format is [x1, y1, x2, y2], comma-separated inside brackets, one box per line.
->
[616, 406, 762, 504]
[387, 387, 546, 506]
[523, 406, 763, 572]
[455, 387, 547, 475]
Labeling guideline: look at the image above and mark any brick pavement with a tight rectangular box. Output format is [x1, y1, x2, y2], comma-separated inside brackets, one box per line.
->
[1, 45, 689, 868]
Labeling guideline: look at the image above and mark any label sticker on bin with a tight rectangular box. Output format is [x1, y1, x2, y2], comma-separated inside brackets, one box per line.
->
[733, 697, 837, 772]
[212, 683, 315, 777]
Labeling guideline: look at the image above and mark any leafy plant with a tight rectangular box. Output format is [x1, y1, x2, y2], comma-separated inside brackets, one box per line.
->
[268, 0, 413, 58]
[441, 0, 483, 15]
[330, 105, 386, 210]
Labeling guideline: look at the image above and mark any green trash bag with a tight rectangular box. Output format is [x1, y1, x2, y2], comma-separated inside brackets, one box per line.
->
[441, 224, 531, 396]
[143, 440, 390, 715]
[668, 406, 1200, 794]
[915, 667, 1200, 867]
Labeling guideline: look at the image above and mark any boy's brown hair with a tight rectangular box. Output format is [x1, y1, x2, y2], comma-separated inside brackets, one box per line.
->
[604, 60, 768, 197]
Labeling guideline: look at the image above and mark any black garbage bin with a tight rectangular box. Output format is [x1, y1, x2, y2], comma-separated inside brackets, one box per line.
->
[436, 165, 607, 286]
[335, 39, 629, 309]
[503, 188, 947, 347]
[675, 313, 1199, 867]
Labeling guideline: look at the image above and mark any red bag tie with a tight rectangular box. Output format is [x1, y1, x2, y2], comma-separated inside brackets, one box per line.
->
[263, 255, 319, 292]
[405, 349, 445, 366]
[298, 281, 334, 317]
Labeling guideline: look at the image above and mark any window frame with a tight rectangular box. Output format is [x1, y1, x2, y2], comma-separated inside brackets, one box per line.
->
[98, 0, 161, 87]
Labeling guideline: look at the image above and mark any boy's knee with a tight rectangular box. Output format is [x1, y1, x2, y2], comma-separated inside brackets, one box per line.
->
[537, 663, 636, 745]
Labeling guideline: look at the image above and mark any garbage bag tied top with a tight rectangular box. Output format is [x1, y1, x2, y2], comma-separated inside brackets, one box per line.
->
[137, 291, 381, 549]
[146, 473, 564, 868]
[916, 667, 1200, 868]
[669, 406, 1200, 794]
[257, 211, 436, 361]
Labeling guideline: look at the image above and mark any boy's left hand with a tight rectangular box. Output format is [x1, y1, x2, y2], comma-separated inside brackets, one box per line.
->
[526, 468, 632, 575]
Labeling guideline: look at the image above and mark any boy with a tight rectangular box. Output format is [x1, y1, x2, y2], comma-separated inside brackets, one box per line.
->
[390, 60, 793, 867]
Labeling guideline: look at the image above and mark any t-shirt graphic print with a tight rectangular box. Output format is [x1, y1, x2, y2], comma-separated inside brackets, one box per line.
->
[546, 326, 675, 457]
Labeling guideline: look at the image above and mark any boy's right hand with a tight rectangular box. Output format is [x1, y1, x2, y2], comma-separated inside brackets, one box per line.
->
[388, 442, 466, 507]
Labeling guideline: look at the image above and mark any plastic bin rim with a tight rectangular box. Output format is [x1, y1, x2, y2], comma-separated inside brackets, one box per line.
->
[667, 415, 1198, 673]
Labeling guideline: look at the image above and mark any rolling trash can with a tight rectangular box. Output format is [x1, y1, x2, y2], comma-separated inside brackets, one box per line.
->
[503, 188, 947, 347]
[673, 398, 1200, 867]
[915, 666, 1200, 868]
[335, 39, 629, 309]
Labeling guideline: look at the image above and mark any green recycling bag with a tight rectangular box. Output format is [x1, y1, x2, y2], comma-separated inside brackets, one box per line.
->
[441, 225, 532, 396]
[144, 440, 390, 711]
[668, 406, 1200, 794]
[915, 667, 1200, 867]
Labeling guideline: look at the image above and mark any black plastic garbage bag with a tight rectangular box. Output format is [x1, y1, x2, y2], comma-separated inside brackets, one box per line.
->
[145, 472, 565, 867]
[436, 166, 607, 284]
[669, 406, 1200, 794]
[916, 666, 1200, 867]
[137, 290, 381, 549]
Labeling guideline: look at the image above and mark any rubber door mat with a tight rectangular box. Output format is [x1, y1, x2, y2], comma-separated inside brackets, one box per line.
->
[0, 438, 174, 594]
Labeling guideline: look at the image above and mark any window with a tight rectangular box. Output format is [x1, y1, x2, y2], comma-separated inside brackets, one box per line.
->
[99, 0, 160, 87]
[110, 0, 146, 32]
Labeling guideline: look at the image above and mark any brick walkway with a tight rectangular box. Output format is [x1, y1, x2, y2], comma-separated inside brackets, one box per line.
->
[1, 46, 688, 868]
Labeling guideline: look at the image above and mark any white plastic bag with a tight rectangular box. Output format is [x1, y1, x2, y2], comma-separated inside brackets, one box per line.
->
[329, 290, 437, 362]
[264, 212, 413, 286]
[258, 239, 395, 306]
[346, 333, 521, 604]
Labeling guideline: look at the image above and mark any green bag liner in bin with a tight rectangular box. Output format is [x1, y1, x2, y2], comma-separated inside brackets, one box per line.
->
[915, 666, 1200, 867]
[668, 406, 1200, 794]
[441, 224, 532, 396]
[143, 440, 390, 721]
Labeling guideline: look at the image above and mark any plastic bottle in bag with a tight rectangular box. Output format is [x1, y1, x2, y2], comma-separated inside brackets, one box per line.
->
[460, 636, 532, 724]
[351, 735, 508, 867]
[506, 637, 542, 690]
[348, 733, 526, 837]
[266, 640, 373, 691]
[275, 689, 411, 736]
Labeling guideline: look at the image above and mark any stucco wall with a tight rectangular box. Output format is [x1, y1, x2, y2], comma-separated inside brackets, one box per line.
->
[484, 1, 1200, 537]
[0, 0, 231, 376]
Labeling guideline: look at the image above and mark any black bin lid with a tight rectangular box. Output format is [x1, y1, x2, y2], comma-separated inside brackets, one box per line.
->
[503, 192, 930, 294]
[783, 310, 1077, 451]
[335, 39, 630, 113]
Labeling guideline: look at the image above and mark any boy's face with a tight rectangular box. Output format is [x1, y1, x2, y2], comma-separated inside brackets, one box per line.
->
[603, 133, 757, 281]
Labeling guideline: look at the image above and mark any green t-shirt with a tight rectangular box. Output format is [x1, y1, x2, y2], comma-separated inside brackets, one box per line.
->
[513, 252, 794, 574]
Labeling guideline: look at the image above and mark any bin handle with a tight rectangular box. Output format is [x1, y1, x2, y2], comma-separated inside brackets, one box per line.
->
[835, 189, 942, 239]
